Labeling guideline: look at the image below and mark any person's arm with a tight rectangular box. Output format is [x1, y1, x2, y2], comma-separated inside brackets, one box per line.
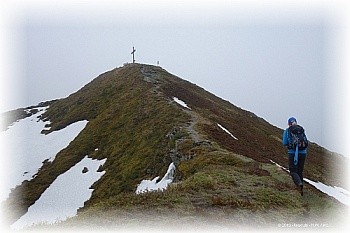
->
[282, 129, 289, 146]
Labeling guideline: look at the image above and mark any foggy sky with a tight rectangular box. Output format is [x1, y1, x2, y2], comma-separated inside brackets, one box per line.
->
[1, 1, 349, 156]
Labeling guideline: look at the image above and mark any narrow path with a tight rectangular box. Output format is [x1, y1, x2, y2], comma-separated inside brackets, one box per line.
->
[140, 65, 202, 143]
[184, 110, 201, 143]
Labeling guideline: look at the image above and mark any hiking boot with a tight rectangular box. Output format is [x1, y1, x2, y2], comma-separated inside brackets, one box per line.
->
[298, 184, 304, 196]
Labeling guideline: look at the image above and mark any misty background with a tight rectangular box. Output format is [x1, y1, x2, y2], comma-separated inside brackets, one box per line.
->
[1, 1, 349, 156]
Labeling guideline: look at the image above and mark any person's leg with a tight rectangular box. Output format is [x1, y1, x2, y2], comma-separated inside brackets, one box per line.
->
[289, 154, 302, 186]
[297, 154, 306, 184]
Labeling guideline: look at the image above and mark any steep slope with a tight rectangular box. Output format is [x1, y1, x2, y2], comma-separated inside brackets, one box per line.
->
[2, 63, 348, 228]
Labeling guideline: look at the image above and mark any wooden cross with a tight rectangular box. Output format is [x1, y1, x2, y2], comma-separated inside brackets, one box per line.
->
[131, 46, 136, 63]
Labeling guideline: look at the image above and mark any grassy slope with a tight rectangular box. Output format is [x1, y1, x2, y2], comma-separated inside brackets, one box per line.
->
[3, 64, 189, 224]
[3, 63, 348, 228]
[160, 66, 348, 188]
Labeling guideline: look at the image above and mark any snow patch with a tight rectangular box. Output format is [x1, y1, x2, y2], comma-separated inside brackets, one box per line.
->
[303, 178, 350, 206]
[269, 159, 288, 172]
[0, 107, 88, 201]
[217, 123, 238, 140]
[270, 160, 350, 206]
[136, 162, 175, 194]
[173, 97, 191, 110]
[11, 156, 106, 230]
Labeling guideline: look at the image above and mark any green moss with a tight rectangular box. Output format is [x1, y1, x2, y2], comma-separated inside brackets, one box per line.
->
[254, 188, 301, 209]
[177, 172, 217, 192]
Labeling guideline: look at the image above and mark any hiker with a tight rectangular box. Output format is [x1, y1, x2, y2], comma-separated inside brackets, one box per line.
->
[282, 117, 308, 196]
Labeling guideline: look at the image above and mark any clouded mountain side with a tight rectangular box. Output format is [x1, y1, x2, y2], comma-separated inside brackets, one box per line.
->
[2, 63, 349, 227]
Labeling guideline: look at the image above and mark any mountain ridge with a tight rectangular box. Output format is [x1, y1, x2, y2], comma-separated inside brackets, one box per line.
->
[1, 63, 348, 228]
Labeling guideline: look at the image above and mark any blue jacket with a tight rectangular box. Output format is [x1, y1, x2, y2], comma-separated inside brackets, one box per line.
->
[282, 128, 307, 155]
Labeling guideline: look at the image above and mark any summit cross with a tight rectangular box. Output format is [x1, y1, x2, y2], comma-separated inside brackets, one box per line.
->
[131, 46, 136, 63]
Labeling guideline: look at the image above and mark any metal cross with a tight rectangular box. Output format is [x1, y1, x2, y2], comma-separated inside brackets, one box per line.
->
[131, 46, 136, 63]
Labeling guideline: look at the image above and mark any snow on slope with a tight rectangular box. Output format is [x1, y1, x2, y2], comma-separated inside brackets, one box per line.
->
[0, 107, 88, 201]
[270, 160, 350, 206]
[173, 97, 191, 110]
[217, 123, 238, 140]
[11, 156, 106, 230]
[303, 178, 350, 206]
[136, 162, 175, 194]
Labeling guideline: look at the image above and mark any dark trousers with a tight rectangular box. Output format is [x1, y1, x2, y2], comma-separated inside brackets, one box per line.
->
[288, 153, 306, 186]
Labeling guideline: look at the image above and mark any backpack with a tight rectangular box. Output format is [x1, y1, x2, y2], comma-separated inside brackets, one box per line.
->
[288, 125, 308, 150]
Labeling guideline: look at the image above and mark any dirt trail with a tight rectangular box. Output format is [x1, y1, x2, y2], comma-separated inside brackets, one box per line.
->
[184, 110, 201, 143]
[140, 65, 202, 143]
